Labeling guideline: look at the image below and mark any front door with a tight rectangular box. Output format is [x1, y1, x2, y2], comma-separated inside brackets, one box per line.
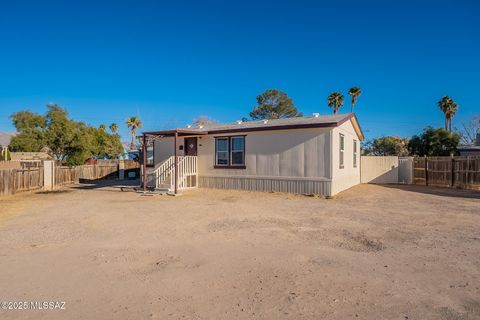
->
[184, 137, 198, 156]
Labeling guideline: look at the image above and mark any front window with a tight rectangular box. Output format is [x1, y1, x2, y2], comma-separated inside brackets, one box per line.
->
[339, 134, 345, 169]
[215, 138, 229, 165]
[215, 136, 245, 167]
[231, 136, 245, 166]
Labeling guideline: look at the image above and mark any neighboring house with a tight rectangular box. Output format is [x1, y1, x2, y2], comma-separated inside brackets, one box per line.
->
[141, 113, 364, 197]
[458, 129, 480, 156]
[120, 142, 140, 161]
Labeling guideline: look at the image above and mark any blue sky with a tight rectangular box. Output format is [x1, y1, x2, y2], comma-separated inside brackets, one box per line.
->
[0, 0, 478, 141]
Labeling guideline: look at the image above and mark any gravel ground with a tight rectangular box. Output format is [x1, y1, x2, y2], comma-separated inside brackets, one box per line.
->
[0, 183, 479, 320]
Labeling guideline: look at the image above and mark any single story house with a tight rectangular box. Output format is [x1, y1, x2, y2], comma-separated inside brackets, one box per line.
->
[141, 113, 364, 197]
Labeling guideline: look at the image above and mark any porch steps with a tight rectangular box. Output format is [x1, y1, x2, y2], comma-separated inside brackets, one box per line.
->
[151, 155, 198, 193]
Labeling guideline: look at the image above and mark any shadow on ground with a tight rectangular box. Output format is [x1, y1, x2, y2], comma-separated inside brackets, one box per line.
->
[68, 179, 141, 192]
[36, 190, 73, 195]
[380, 184, 480, 199]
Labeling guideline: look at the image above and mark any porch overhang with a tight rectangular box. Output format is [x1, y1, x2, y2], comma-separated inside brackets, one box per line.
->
[143, 129, 209, 137]
[141, 129, 204, 194]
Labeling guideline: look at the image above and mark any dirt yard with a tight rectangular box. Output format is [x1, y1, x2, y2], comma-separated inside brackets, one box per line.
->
[0, 183, 479, 320]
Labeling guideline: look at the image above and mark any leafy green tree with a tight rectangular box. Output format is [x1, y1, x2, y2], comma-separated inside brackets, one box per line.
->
[250, 89, 302, 120]
[327, 92, 344, 114]
[44, 104, 80, 161]
[438, 96, 458, 133]
[10, 110, 46, 131]
[362, 136, 409, 156]
[92, 126, 123, 159]
[99, 124, 106, 132]
[9, 104, 123, 165]
[9, 111, 46, 152]
[348, 87, 362, 113]
[408, 127, 460, 156]
[126, 116, 142, 150]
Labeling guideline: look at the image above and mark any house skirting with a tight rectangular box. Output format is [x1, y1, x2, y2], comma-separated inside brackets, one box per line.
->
[198, 175, 332, 196]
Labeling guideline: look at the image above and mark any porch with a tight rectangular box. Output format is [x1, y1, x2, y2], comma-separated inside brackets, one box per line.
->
[141, 129, 206, 194]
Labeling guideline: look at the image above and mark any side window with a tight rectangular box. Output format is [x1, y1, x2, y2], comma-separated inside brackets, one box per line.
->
[353, 140, 358, 168]
[339, 133, 345, 169]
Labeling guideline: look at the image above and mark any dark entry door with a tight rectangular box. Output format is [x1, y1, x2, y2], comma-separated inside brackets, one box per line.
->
[184, 137, 198, 156]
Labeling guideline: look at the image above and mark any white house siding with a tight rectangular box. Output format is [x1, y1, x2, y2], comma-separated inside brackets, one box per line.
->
[197, 128, 333, 195]
[198, 128, 331, 178]
[153, 137, 182, 165]
[330, 120, 361, 195]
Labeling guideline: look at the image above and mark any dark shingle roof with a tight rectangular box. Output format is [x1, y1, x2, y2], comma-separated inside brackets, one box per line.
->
[144, 113, 363, 139]
[184, 113, 352, 132]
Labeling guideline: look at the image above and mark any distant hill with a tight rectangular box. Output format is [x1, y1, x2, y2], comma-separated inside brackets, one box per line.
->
[0, 132, 15, 147]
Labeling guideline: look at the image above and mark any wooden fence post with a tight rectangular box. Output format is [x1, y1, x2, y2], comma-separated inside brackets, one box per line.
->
[451, 156, 455, 187]
[426, 156, 429, 186]
[466, 157, 470, 187]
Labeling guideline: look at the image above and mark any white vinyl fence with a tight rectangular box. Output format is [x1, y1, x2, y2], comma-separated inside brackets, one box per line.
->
[361, 156, 413, 184]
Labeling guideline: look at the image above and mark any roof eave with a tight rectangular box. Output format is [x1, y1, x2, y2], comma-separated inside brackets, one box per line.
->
[143, 129, 209, 136]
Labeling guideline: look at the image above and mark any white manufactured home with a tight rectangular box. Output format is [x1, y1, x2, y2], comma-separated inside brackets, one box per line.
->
[141, 113, 364, 197]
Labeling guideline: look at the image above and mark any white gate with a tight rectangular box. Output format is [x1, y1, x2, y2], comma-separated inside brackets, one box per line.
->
[398, 157, 413, 184]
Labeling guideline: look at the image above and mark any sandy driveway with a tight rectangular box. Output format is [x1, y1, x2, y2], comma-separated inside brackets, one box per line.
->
[0, 183, 479, 320]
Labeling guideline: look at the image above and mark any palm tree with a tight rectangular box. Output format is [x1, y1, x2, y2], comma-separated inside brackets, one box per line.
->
[327, 92, 344, 114]
[348, 87, 362, 113]
[109, 123, 118, 134]
[126, 116, 142, 150]
[438, 96, 458, 133]
[99, 124, 106, 132]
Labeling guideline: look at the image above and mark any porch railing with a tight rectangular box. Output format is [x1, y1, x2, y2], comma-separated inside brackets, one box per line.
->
[153, 156, 198, 191]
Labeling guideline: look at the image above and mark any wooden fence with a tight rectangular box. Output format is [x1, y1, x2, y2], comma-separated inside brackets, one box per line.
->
[0, 160, 43, 169]
[55, 166, 82, 185]
[0, 168, 44, 196]
[413, 156, 480, 190]
[1, 160, 140, 195]
[55, 163, 122, 185]
[123, 160, 140, 170]
[0, 161, 21, 169]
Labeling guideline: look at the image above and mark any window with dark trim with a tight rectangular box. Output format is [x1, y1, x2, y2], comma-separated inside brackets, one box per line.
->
[215, 136, 246, 168]
[339, 133, 345, 169]
[353, 139, 358, 168]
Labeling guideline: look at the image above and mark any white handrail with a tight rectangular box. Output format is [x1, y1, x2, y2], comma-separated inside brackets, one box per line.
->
[153, 156, 198, 191]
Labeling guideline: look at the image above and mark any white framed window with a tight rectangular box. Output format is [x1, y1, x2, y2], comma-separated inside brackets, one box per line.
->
[215, 136, 246, 168]
[215, 137, 229, 166]
[353, 140, 358, 168]
[230, 136, 245, 166]
[339, 133, 345, 169]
